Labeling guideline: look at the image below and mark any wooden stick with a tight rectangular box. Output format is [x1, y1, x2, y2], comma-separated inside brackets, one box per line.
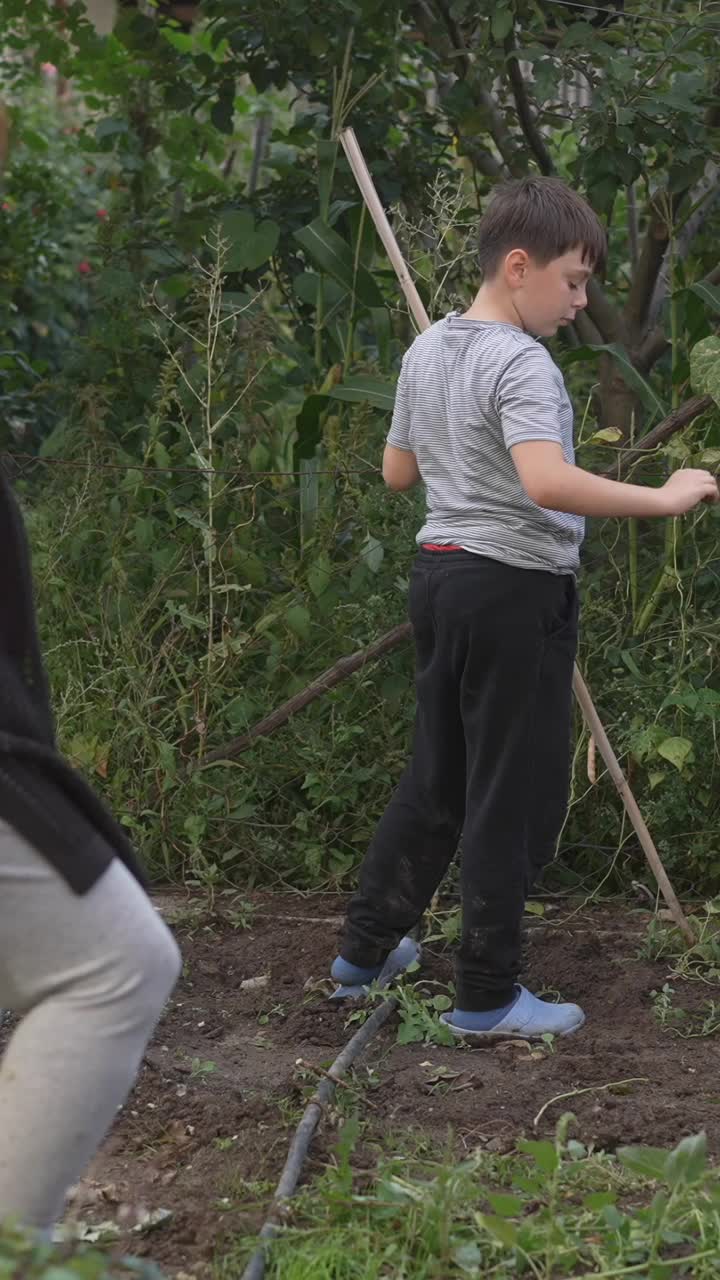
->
[572, 669, 694, 945]
[339, 126, 431, 332]
[600, 394, 713, 481]
[191, 621, 411, 771]
[339, 125, 695, 947]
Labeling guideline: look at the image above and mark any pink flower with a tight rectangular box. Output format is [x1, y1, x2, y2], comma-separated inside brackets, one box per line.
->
[1, 202, 10, 212]
[96, 208, 109, 220]
[40, 62, 57, 76]
[77, 260, 92, 275]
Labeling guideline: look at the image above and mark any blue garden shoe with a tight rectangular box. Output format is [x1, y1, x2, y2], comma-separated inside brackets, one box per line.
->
[329, 935, 421, 1000]
[440, 985, 585, 1041]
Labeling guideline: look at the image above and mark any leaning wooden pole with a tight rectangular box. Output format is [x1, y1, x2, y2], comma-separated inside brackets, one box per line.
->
[338, 125, 695, 947]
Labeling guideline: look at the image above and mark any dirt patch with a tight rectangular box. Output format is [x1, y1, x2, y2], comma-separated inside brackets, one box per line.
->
[3, 891, 720, 1274]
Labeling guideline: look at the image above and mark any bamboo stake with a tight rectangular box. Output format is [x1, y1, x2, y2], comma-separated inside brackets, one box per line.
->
[339, 125, 694, 947]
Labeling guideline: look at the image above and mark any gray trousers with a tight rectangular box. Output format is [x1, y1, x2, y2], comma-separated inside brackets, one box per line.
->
[0, 822, 181, 1231]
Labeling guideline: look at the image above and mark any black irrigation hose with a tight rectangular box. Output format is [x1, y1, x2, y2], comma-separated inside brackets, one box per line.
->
[241, 997, 397, 1280]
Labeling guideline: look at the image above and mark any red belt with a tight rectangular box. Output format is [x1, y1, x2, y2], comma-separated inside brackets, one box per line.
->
[422, 543, 463, 551]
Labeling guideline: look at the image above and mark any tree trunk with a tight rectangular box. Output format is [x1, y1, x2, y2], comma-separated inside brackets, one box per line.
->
[598, 352, 641, 433]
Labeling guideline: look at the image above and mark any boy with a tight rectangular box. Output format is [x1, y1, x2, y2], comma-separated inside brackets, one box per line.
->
[330, 176, 718, 1040]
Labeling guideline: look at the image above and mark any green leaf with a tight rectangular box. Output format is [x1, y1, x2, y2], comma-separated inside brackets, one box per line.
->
[160, 26, 194, 53]
[431, 994, 453, 1011]
[160, 273, 193, 299]
[690, 336, 720, 407]
[294, 219, 384, 308]
[308, 554, 332, 598]
[219, 209, 253, 260]
[511, 1172, 543, 1195]
[617, 1144, 671, 1181]
[218, 211, 279, 272]
[453, 1244, 483, 1271]
[244, 219, 280, 271]
[657, 736, 693, 771]
[211, 94, 235, 135]
[396, 1018, 423, 1044]
[329, 375, 396, 412]
[558, 21, 599, 48]
[589, 427, 623, 444]
[249, 441, 270, 472]
[299, 460, 319, 549]
[665, 1132, 707, 1188]
[491, 7, 514, 40]
[363, 533, 384, 574]
[620, 649, 643, 680]
[486, 1192, 524, 1217]
[516, 1139, 559, 1173]
[154, 441, 171, 469]
[284, 604, 311, 641]
[690, 281, 720, 317]
[317, 139, 338, 220]
[524, 900, 545, 916]
[370, 306, 392, 370]
[584, 1190, 618, 1210]
[477, 1212, 518, 1246]
[176, 507, 209, 532]
[294, 394, 329, 465]
[293, 271, 347, 309]
[602, 1204, 626, 1230]
[95, 116, 128, 140]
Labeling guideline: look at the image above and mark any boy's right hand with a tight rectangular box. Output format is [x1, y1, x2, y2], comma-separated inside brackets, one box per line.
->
[658, 469, 719, 516]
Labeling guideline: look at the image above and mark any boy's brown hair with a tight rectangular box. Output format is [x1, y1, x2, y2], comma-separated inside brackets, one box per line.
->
[478, 176, 607, 278]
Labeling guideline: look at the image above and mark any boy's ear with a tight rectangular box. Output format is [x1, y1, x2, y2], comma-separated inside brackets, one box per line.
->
[505, 248, 530, 286]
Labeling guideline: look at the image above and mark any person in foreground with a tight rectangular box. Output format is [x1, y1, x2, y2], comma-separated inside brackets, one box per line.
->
[330, 176, 719, 1040]
[0, 467, 181, 1236]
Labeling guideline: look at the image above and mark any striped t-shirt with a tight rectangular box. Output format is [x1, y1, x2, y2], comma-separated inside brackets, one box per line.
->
[387, 314, 584, 575]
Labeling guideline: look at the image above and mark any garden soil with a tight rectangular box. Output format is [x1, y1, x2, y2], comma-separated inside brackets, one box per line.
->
[3, 891, 719, 1275]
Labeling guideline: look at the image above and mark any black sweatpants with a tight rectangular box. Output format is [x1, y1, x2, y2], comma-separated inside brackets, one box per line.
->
[342, 549, 579, 1011]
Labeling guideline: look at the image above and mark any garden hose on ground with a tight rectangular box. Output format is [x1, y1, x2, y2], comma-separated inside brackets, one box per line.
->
[240, 996, 397, 1280]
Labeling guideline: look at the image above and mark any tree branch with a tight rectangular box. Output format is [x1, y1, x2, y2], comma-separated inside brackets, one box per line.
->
[185, 621, 412, 775]
[705, 70, 720, 130]
[503, 39, 554, 176]
[456, 136, 504, 178]
[627, 184, 639, 270]
[645, 164, 720, 334]
[623, 198, 671, 337]
[585, 278, 625, 344]
[635, 260, 720, 376]
[600, 395, 714, 480]
[633, 326, 668, 375]
[573, 309, 604, 347]
[624, 178, 698, 341]
[471, 84, 523, 176]
[429, 0, 524, 176]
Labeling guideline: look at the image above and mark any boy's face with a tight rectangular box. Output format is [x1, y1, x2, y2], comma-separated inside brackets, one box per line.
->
[506, 247, 592, 337]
